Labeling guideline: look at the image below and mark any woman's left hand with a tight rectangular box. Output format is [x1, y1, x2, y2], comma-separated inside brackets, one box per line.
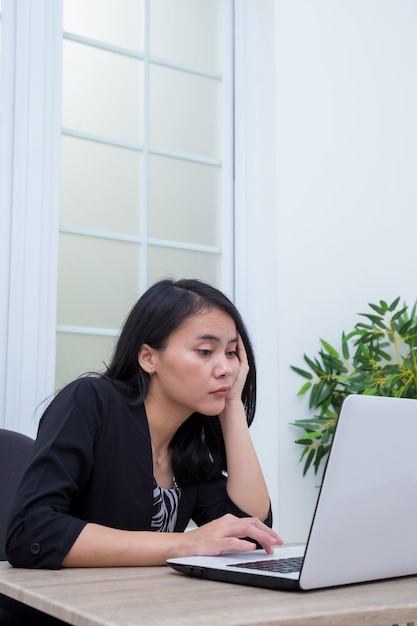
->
[225, 333, 249, 405]
[218, 333, 270, 521]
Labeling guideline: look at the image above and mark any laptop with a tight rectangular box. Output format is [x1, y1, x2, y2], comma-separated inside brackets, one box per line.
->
[167, 394, 417, 591]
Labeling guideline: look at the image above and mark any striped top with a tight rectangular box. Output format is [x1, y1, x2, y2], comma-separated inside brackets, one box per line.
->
[151, 478, 181, 532]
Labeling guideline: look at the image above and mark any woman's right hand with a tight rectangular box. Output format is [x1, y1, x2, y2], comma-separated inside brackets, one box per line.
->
[61, 516, 282, 568]
[178, 514, 283, 557]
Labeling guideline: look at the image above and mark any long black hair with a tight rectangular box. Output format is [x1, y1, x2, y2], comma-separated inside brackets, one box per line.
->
[105, 278, 257, 485]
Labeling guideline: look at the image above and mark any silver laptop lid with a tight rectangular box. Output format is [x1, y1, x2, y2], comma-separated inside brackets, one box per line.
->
[300, 394, 417, 590]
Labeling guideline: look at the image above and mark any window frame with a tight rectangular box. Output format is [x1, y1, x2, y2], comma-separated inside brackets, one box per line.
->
[0, 0, 62, 435]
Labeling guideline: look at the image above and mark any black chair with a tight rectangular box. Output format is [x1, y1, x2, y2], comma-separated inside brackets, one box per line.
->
[0, 428, 34, 562]
[0, 428, 68, 626]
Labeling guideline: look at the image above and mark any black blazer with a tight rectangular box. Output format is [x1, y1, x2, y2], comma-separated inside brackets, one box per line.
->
[6, 377, 272, 569]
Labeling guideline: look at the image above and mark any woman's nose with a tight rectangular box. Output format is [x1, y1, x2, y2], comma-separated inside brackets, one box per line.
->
[214, 357, 233, 377]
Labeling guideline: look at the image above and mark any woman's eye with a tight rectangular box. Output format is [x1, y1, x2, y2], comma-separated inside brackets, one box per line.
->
[226, 350, 238, 358]
[197, 349, 212, 356]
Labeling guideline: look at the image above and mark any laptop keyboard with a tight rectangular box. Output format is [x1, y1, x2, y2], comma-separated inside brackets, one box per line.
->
[227, 556, 303, 574]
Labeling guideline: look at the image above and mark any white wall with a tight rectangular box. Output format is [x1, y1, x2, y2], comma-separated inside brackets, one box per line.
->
[272, 0, 417, 542]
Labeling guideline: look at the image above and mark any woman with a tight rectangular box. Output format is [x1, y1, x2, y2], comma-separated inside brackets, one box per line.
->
[6, 278, 282, 569]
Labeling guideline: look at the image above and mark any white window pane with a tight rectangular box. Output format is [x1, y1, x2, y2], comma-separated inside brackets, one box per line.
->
[150, 65, 222, 159]
[62, 40, 143, 142]
[148, 247, 221, 287]
[60, 136, 142, 235]
[64, 0, 144, 52]
[149, 155, 221, 246]
[55, 332, 117, 391]
[150, 0, 223, 74]
[57, 233, 140, 328]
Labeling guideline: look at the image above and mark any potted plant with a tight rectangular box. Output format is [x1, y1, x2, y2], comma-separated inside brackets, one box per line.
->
[291, 297, 417, 476]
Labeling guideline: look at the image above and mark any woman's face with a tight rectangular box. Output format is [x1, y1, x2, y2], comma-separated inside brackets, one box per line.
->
[143, 307, 241, 420]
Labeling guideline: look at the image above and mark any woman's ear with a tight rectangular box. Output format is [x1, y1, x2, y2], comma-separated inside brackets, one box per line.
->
[138, 344, 156, 374]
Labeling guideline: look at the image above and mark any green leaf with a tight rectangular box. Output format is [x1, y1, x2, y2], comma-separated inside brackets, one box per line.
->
[304, 354, 325, 377]
[353, 323, 374, 332]
[309, 381, 330, 408]
[341, 332, 350, 360]
[359, 313, 387, 329]
[313, 444, 331, 474]
[358, 342, 370, 359]
[302, 449, 315, 476]
[320, 351, 346, 374]
[321, 429, 333, 445]
[369, 302, 386, 315]
[398, 319, 413, 336]
[295, 432, 321, 444]
[376, 348, 392, 361]
[319, 339, 339, 359]
[297, 381, 312, 396]
[291, 418, 329, 430]
[392, 307, 408, 322]
[299, 446, 311, 461]
[290, 365, 313, 380]
[389, 296, 401, 311]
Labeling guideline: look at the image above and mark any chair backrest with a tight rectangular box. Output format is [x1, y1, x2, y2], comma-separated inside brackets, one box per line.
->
[0, 428, 34, 561]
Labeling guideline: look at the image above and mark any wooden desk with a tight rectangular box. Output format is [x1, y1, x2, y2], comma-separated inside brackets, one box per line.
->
[1, 560, 417, 626]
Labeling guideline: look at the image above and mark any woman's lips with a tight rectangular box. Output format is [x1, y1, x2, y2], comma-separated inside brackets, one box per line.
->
[210, 386, 231, 397]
